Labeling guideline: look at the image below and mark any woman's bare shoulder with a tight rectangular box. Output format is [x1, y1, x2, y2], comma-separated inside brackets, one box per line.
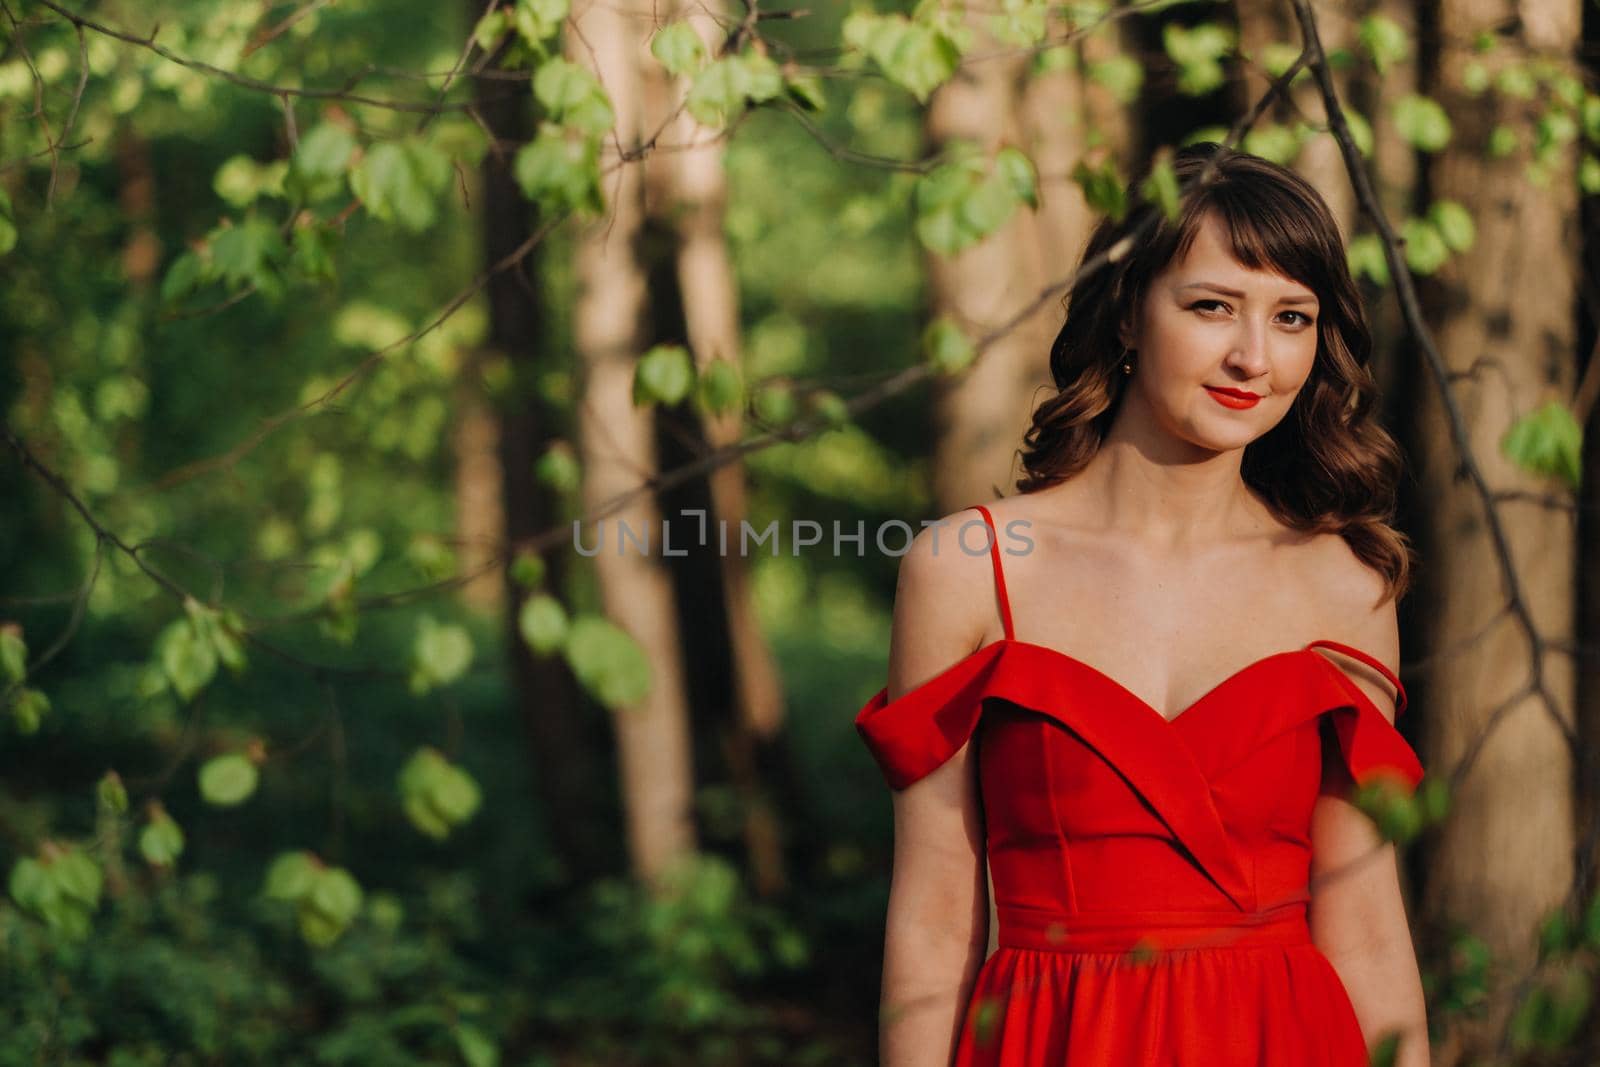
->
[886, 506, 1004, 700]
[1293, 531, 1399, 664]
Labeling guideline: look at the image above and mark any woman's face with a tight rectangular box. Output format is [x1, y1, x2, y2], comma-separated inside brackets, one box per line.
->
[1119, 210, 1321, 452]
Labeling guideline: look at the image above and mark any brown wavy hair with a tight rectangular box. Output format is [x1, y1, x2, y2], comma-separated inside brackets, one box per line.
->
[1015, 141, 1414, 602]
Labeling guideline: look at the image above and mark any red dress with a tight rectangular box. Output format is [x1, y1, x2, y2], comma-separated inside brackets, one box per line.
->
[854, 504, 1425, 1066]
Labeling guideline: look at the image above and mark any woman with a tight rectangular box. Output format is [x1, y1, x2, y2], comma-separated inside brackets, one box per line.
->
[854, 142, 1430, 1066]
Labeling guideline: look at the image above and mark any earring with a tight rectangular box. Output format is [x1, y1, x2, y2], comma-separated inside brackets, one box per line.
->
[1120, 349, 1135, 375]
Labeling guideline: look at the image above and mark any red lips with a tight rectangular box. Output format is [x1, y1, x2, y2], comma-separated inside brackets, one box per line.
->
[1204, 386, 1261, 410]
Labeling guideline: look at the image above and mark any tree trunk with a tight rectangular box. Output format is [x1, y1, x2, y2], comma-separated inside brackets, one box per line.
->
[568, 0, 698, 885]
[926, 16, 1058, 508]
[644, 0, 792, 896]
[471, 20, 620, 884]
[1415, 0, 1581, 1053]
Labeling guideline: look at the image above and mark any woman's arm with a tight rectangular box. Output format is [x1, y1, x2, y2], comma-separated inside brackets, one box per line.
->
[1307, 576, 1430, 1067]
[877, 523, 993, 1067]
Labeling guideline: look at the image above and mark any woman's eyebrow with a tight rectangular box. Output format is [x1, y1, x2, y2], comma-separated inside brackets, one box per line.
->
[1177, 281, 1319, 305]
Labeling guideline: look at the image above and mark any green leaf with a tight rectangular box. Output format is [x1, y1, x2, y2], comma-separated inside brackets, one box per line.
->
[160, 251, 207, 305]
[0, 217, 14, 255]
[1342, 108, 1375, 158]
[695, 359, 744, 415]
[633, 344, 695, 406]
[0, 627, 25, 683]
[350, 141, 452, 232]
[1163, 23, 1232, 96]
[1241, 123, 1300, 165]
[1399, 217, 1449, 275]
[842, 12, 962, 103]
[1494, 63, 1537, 100]
[214, 155, 267, 207]
[455, 1024, 500, 1067]
[509, 551, 547, 589]
[264, 851, 320, 901]
[1427, 200, 1475, 253]
[988, 0, 1046, 47]
[96, 771, 128, 814]
[752, 383, 796, 426]
[10, 687, 48, 734]
[198, 752, 260, 807]
[1501, 401, 1582, 489]
[294, 123, 357, 182]
[534, 441, 581, 493]
[1071, 157, 1127, 221]
[994, 147, 1038, 209]
[291, 223, 337, 284]
[1139, 150, 1181, 222]
[784, 73, 827, 113]
[534, 57, 615, 135]
[513, 0, 569, 46]
[923, 317, 976, 375]
[10, 857, 58, 914]
[1487, 125, 1519, 159]
[53, 849, 102, 908]
[307, 866, 363, 925]
[513, 124, 603, 215]
[473, 9, 508, 51]
[518, 594, 569, 655]
[138, 809, 185, 867]
[207, 217, 287, 291]
[1582, 154, 1600, 196]
[1085, 55, 1142, 105]
[1357, 15, 1410, 76]
[1392, 94, 1452, 152]
[400, 746, 484, 839]
[651, 21, 708, 77]
[410, 615, 475, 694]
[157, 617, 217, 701]
[563, 615, 653, 709]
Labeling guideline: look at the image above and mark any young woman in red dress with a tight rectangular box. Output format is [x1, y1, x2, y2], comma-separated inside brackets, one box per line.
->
[855, 142, 1430, 1066]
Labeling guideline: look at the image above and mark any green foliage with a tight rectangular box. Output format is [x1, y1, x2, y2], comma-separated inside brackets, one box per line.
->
[514, 124, 603, 216]
[563, 615, 652, 709]
[651, 22, 710, 78]
[10, 844, 103, 940]
[399, 746, 483, 841]
[409, 615, 475, 695]
[1392, 93, 1453, 152]
[1357, 15, 1411, 76]
[1163, 23, 1234, 96]
[264, 851, 366, 947]
[1072, 155, 1128, 221]
[350, 141, 453, 233]
[1086, 54, 1143, 104]
[914, 144, 1038, 256]
[534, 58, 616, 135]
[923, 317, 976, 376]
[1500, 401, 1583, 489]
[633, 344, 696, 407]
[198, 751, 261, 808]
[138, 804, 187, 868]
[841, 11, 967, 103]
[686, 53, 785, 128]
[518, 593, 570, 656]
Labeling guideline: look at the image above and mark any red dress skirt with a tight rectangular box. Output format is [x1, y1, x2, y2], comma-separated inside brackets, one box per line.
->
[854, 505, 1425, 1065]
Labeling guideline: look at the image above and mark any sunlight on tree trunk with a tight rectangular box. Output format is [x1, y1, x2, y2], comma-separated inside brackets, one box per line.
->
[1417, 0, 1580, 1053]
[569, 0, 698, 885]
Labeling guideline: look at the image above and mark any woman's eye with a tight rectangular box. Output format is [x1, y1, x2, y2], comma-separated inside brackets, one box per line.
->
[1282, 311, 1315, 326]
[1191, 300, 1227, 314]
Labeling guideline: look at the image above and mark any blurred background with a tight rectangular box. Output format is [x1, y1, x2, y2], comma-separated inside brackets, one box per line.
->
[2, 0, 1598, 1063]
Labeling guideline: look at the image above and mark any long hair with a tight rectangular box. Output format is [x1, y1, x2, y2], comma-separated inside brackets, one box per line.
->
[1015, 141, 1414, 602]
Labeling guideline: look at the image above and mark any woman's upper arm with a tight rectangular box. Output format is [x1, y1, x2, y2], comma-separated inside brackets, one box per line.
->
[884, 521, 991, 935]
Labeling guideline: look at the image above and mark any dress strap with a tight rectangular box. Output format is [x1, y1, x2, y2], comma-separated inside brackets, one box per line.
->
[1304, 638, 1407, 715]
[967, 505, 1015, 641]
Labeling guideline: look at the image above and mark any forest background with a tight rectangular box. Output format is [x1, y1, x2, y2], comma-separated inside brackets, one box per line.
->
[2, 0, 1599, 1063]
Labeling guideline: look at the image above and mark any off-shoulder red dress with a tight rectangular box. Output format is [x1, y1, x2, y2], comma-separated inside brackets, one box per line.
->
[854, 504, 1425, 1066]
